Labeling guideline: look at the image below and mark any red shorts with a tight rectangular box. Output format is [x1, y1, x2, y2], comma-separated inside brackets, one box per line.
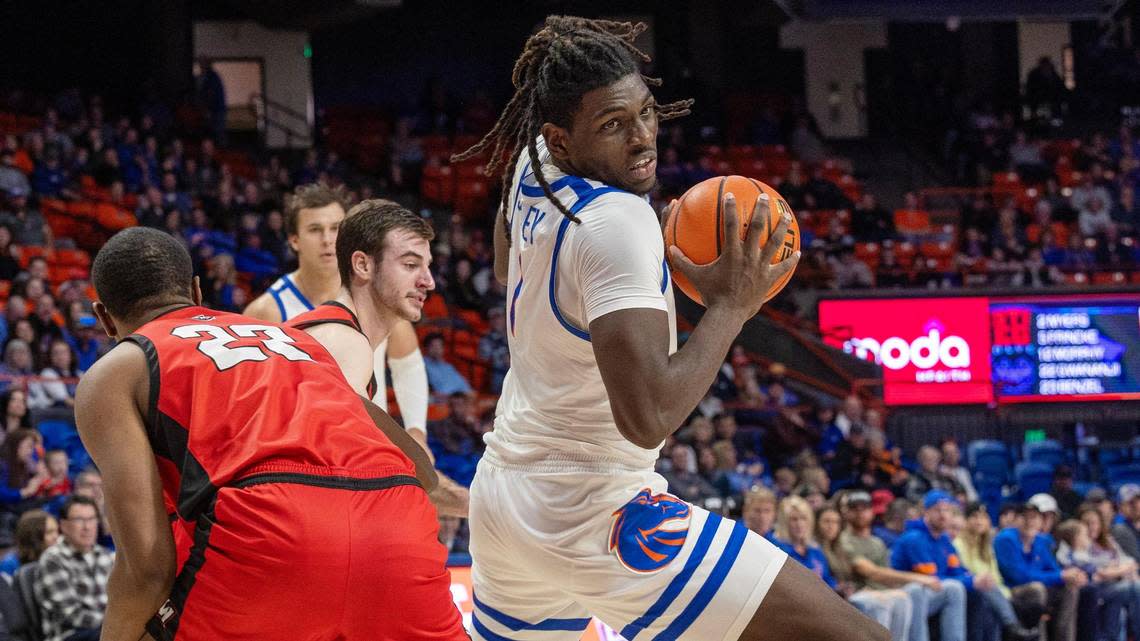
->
[154, 475, 467, 641]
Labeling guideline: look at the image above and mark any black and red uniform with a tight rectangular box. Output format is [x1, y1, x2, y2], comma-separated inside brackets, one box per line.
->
[126, 306, 464, 641]
[287, 301, 378, 398]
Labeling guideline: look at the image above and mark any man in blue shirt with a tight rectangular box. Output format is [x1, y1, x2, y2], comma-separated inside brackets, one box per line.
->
[995, 501, 1088, 641]
[423, 332, 474, 400]
[891, 491, 970, 641]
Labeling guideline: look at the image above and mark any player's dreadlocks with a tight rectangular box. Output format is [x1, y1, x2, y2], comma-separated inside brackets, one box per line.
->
[451, 16, 693, 240]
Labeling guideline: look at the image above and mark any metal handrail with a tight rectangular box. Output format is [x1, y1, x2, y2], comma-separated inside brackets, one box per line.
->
[249, 93, 311, 147]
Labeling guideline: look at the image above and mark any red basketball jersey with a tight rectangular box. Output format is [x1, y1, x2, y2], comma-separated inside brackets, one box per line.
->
[125, 305, 414, 522]
[287, 301, 378, 399]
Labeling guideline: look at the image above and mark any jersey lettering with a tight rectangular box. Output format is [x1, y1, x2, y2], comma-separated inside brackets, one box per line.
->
[171, 323, 314, 370]
[520, 205, 547, 246]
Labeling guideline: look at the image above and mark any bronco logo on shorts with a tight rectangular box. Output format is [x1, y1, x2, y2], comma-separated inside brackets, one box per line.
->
[608, 488, 691, 574]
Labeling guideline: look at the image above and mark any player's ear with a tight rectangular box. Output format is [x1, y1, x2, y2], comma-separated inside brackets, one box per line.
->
[287, 232, 300, 253]
[191, 276, 203, 306]
[541, 123, 571, 163]
[350, 250, 372, 282]
[91, 302, 117, 340]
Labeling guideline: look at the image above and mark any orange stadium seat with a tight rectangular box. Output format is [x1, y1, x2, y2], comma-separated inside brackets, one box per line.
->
[454, 178, 490, 219]
[894, 241, 918, 268]
[420, 165, 454, 205]
[894, 209, 932, 235]
[1063, 272, 1089, 285]
[726, 145, 756, 162]
[920, 240, 956, 259]
[93, 203, 136, 231]
[732, 158, 767, 179]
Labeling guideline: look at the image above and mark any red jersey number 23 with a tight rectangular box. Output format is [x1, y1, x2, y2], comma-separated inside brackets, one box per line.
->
[172, 324, 314, 371]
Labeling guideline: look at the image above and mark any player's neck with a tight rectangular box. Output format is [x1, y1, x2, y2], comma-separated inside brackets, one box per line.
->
[291, 265, 340, 306]
[346, 287, 394, 349]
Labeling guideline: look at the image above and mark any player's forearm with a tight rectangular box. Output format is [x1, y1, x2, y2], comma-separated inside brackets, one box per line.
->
[493, 207, 509, 285]
[429, 473, 470, 518]
[101, 560, 172, 641]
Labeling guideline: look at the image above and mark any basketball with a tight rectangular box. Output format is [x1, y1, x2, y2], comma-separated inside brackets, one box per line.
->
[664, 175, 801, 306]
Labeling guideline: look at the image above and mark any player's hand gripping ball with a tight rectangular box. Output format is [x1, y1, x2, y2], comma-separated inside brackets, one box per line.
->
[664, 176, 800, 306]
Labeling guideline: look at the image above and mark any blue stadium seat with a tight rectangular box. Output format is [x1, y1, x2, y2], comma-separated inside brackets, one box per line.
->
[1098, 446, 1131, 470]
[1073, 481, 1100, 497]
[1023, 440, 1065, 469]
[968, 440, 1011, 484]
[1107, 463, 1140, 488]
[36, 419, 76, 451]
[1015, 462, 1055, 499]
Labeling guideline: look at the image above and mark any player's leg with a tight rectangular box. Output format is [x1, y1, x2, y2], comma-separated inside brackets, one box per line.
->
[339, 483, 468, 640]
[467, 461, 593, 641]
[735, 560, 890, 641]
[168, 485, 350, 641]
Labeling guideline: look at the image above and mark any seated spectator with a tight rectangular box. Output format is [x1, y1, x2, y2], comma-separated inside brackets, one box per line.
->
[1077, 196, 1114, 238]
[840, 491, 940, 641]
[35, 496, 113, 641]
[830, 248, 875, 289]
[28, 340, 79, 410]
[0, 508, 58, 577]
[477, 308, 509, 394]
[955, 501, 1045, 641]
[742, 486, 778, 541]
[816, 502, 913, 640]
[1113, 484, 1140, 561]
[34, 450, 71, 500]
[773, 467, 797, 499]
[70, 469, 111, 549]
[995, 501, 1088, 641]
[423, 333, 473, 401]
[0, 189, 51, 247]
[661, 445, 718, 505]
[939, 438, 978, 503]
[774, 496, 838, 591]
[830, 424, 871, 488]
[0, 225, 20, 282]
[0, 428, 47, 512]
[806, 166, 853, 210]
[874, 498, 913, 549]
[1050, 466, 1081, 520]
[0, 339, 35, 394]
[1, 388, 30, 435]
[905, 445, 963, 503]
[851, 194, 894, 242]
[709, 440, 760, 498]
[1057, 508, 1140, 641]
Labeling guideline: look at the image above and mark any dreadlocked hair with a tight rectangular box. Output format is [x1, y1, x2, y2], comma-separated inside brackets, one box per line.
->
[451, 16, 693, 242]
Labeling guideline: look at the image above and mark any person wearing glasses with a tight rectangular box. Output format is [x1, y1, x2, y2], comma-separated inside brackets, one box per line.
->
[34, 496, 114, 641]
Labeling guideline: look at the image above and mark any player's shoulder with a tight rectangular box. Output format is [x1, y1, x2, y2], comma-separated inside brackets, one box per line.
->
[573, 188, 659, 234]
[76, 339, 148, 400]
[242, 291, 283, 323]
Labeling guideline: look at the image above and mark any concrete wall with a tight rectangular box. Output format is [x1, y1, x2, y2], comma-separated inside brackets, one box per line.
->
[1017, 20, 1071, 88]
[194, 21, 311, 148]
[781, 20, 887, 139]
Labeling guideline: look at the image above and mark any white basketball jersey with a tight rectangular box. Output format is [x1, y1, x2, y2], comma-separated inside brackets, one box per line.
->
[268, 273, 315, 320]
[486, 139, 677, 472]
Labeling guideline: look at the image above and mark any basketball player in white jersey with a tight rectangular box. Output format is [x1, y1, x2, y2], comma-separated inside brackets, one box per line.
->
[244, 183, 463, 510]
[287, 199, 468, 516]
[450, 17, 885, 641]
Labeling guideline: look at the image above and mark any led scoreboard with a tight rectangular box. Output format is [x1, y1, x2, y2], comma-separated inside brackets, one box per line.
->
[819, 293, 1140, 406]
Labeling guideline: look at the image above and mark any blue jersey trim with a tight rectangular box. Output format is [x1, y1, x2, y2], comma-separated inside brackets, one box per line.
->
[660, 258, 669, 294]
[654, 520, 749, 641]
[546, 186, 624, 342]
[270, 288, 288, 321]
[519, 174, 592, 199]
[509, 160, 532, 228]
[280, 274, 314, 312]
[621, 513, 723, 640]
[472, 614, 515, 641]
[473, 595, 592, 632]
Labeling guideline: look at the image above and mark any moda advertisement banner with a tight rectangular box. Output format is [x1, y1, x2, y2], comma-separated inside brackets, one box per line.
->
[818, 294, 1140, 406]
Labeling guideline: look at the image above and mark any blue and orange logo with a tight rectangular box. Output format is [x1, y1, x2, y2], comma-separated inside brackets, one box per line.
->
[609, 488, 691, 574]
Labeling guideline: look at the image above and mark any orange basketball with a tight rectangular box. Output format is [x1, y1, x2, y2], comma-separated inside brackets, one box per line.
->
[664, 175, 800, 306]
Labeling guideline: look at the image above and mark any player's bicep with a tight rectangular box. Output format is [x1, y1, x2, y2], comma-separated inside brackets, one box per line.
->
[74, 347, 175, 579]
[306, 324, 373, 396]
[589, 307, 671, 448]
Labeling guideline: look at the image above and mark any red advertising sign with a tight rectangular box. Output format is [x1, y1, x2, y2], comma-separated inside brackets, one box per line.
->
[819, 297, 994, 405]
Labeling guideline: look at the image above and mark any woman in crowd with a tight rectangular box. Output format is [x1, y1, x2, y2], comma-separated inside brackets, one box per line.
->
[775, 495, 839, 591]
[1056, 508, 1140, 641]
[0, 428, 47, 512]
[0, 508, 58, 576]
[956, 502, 1046, 641]
[0, 339, 35, 394]
[27, 339, 79, 409]
[816, 503, 913, 641]
[1, 389, 30, 436]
